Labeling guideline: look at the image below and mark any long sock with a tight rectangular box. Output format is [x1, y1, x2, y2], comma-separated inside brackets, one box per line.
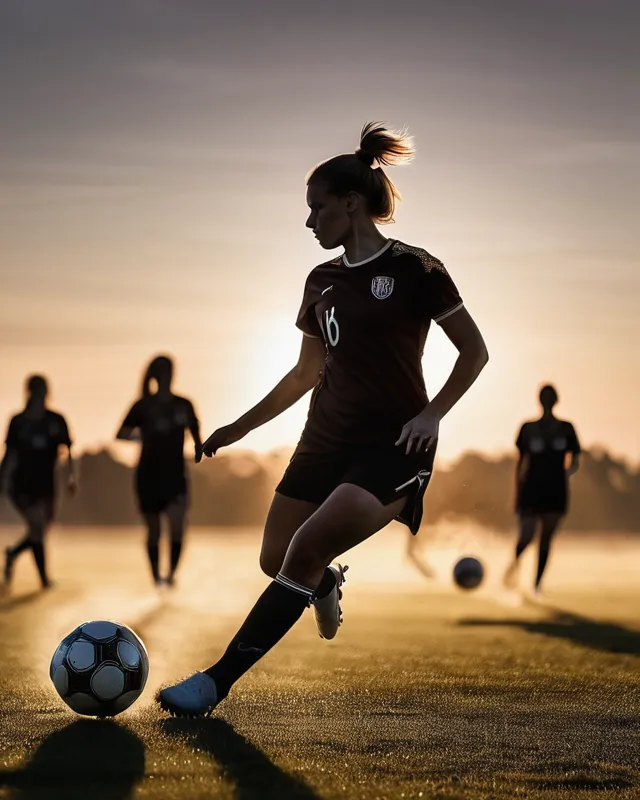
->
[31, 542, 49, 586]
[536, 544, 551, 588]
[314, 567, 337, 600]
[515, 537, 532, 559]
[8, 536, 32, 557]
[204, 573, 313, 699]
[147, 542, 160, 582]
[169, 540, 183, 577]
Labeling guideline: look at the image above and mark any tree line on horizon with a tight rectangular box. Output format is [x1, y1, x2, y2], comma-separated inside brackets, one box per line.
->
[0, 447, 637, 533]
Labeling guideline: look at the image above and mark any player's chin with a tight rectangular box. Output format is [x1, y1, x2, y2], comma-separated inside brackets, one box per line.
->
[314, 233, 340, 250]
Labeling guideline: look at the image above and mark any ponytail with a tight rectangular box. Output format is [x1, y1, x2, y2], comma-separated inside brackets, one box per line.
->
[141, 355, 173, 399]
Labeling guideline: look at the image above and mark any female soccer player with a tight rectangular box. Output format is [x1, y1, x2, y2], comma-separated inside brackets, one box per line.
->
[116, 355, 202, 587]
[158, 122, 489, 716]
[0, 375, 76, 590]
[504, 384, 581, 596]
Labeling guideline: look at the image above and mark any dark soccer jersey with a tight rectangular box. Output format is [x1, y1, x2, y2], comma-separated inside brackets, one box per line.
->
[5, 410, 72, 494]
[120, 395, 198, 474]
[516, 419, 580, 500]
[295, 239, 463, 452]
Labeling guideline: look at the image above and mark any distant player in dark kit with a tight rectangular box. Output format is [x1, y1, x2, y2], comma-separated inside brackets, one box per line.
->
[116, 355, 202, 588]
[157, 122, 489, 717]
[504, 384, 581, 596]
[0, 375, 77, 590]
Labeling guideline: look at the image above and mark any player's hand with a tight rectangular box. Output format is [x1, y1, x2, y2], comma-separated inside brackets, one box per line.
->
[201, 423, 246, 458]
[194, 444, 203, 464]
[395, 408, 440, 455]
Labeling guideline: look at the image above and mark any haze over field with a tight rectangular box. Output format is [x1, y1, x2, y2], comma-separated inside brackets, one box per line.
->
[1, 1, 639, 465]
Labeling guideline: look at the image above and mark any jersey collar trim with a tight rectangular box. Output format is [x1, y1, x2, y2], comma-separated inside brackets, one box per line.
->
[342, 239, 393, 268]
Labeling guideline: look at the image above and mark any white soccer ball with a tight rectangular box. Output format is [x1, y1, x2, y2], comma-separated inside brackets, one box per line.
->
[50, 620, 149, 717]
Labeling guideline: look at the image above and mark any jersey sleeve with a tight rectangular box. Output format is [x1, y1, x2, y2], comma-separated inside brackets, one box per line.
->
[185, 399, 199, 427]
[515, 424, 528, 454]
[56, 415, 72, 447]
[565, 423, 581, 454]
[120, 400, 144, 430]
[295, 272, 322, 338]
[420, 261, 464, 324]
[4, 417, 19, 447]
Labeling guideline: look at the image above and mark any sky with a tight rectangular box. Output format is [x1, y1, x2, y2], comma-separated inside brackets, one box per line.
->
[1, 0, 639, 465]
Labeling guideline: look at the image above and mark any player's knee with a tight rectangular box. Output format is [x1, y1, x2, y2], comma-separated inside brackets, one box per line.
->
[27, 524, 45, 542]
[282, 539, 330, 579]
[259, 550, 281, 579]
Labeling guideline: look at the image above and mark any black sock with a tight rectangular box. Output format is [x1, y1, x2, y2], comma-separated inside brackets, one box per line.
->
[8, 536, 32, 558]
[536, 545, 550, 588]
[31, 542, 49, 586]
[204, 574, 313, 699]
[314, 567, 337, 600]
[147, 542, 160, 581]
[169, 540, 182, 577]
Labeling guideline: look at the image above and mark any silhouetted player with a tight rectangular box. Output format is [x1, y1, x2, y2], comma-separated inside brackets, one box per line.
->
[157, 122, 489, 717]
[504, 384, 580, 596]
[116, 356, 202, 587]
[0, 375, 76, 590]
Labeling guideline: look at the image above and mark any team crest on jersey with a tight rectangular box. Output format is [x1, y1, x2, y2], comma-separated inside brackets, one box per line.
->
[371, 276, 394, 299]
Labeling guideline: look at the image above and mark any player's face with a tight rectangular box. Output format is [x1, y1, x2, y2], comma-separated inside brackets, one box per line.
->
[540, 386, 558, 411]
[305, 183, 352, 250]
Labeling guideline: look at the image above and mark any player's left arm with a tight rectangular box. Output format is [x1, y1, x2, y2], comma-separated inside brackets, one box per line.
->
[565, 423, 581, 476]
[186, 401, 203, 463]
[397, 307, 488, 453]
[58, 417, 78, 495]
[428, 307, 489, 419]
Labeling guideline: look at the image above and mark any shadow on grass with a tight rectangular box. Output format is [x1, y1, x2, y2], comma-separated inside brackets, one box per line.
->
[458, 605, 640, 656]
[0, 719, 145, 799]
[0, 590, 45, 612]
[162, 716, 322, 799]
[529, 774, 635, 791]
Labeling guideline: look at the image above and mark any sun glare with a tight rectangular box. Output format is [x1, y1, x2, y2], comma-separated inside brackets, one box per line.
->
[236, 313, 309, 452]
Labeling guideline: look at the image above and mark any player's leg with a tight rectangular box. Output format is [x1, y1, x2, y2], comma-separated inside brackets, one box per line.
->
[258, 492, 319, 579]
[406, 529, 436, 579]
[4, 498, 34, 586]
[165, 498, 187, 586]
[503, 514, 538, 588]
[22, 500, 51, 588]
[157, 484, 406, 717]
[144, 513, 162, 585]
[262, 454, 349, 640]
[534, 512, 562, 593]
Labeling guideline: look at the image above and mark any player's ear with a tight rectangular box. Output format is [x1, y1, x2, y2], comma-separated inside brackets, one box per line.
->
[344, 191, 360, 214]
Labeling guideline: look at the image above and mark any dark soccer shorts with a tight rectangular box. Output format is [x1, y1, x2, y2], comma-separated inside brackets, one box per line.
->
[275, 444, 437, 535]
[9, 489, 55, 523]
[135, 469, 188, 515]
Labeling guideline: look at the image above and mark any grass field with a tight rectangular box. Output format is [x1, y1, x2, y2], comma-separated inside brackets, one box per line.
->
[0, 523, 637, 799]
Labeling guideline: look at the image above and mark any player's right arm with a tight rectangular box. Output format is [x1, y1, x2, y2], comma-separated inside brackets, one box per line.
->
[513, 424, 529, 510]
[0, 418, 19, 494]
[201, 334, 326, 457]
[115, 401, 143, 442]
[0, 448, 17, 495]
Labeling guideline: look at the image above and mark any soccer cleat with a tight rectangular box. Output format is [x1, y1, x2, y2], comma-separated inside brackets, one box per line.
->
[157, 672, 219, 718]
[3, 548, 15, 586]
[313, 563, 348, 640]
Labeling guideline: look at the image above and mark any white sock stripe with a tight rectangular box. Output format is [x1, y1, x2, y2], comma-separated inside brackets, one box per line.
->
[275, 573, 314, 597]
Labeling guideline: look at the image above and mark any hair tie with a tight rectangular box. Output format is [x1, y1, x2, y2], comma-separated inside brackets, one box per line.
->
[355, 149, 375, 167]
